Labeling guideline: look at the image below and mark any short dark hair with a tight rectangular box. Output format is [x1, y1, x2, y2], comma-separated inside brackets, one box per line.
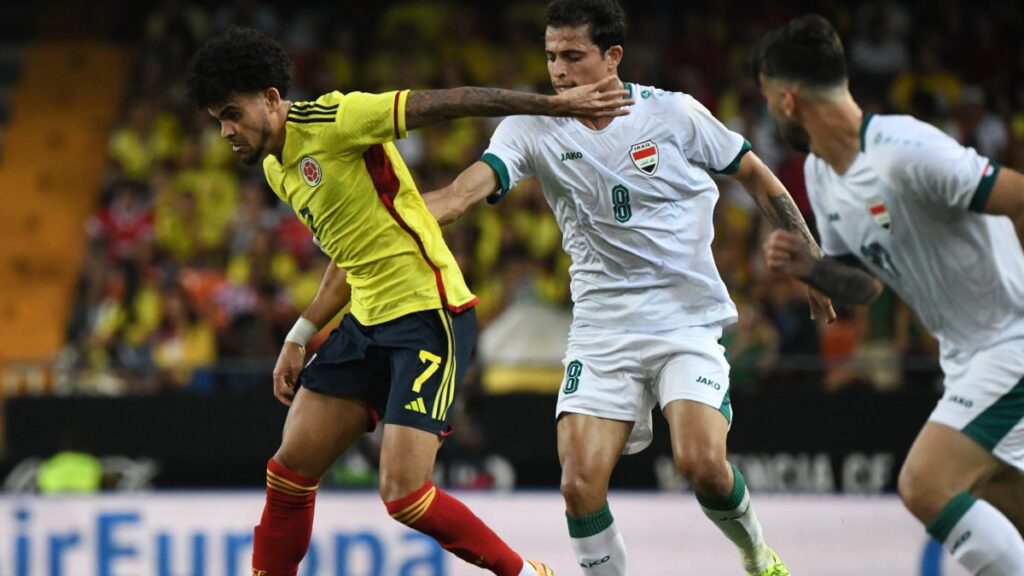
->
[545, 0, 626, 54]
[750, 14, 847, 89]
[186, 27, 291, 108]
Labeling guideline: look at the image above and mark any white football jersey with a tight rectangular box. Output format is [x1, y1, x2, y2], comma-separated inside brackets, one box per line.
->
[806, 114, 1024, 366]
[482, 83, 747, 331]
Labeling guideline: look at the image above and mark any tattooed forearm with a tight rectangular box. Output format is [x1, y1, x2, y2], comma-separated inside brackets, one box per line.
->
[760, 192, 825, 258]
[406, 88, 561, 130]
[804, 257, 883, 304]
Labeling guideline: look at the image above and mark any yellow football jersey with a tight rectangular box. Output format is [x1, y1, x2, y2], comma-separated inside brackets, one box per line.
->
[263, 90, 476, 325]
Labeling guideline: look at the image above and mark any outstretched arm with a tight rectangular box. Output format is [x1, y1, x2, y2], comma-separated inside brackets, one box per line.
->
[731, 152, 837, 321]
[765, 230, 884, 305]
[422, 161, 500, 225]
[982, 166, 1024, 251]
[405, 76, 632, 131]
[272, 262, 351, 406]
[732, 152, 824, 257]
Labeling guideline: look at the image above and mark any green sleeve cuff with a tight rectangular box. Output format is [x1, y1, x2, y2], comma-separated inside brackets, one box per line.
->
[711, 139, 751, 175]
[481, 153, 511, 205]
[969, 161, 1001, 213]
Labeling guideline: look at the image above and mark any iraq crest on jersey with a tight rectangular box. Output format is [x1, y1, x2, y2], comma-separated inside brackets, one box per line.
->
[867, 196, 891, 230]
[630, 140, 659, 175]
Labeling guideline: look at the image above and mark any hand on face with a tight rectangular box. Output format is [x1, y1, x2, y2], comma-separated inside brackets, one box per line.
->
[553, 75, 633, 117]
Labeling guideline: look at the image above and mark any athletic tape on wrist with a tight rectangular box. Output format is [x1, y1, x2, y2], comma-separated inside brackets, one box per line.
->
[284, 317, 318, 346]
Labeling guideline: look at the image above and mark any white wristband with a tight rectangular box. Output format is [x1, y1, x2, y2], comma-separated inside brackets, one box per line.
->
[284, 317, 318, 346]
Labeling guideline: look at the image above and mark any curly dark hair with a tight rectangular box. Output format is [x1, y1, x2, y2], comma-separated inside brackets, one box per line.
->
[186, 27, 291, 108]
[545, 0, 626, 54]
[750, 15, 847, 89]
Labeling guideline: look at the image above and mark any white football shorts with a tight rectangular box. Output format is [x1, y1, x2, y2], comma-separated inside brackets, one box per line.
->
[555, 321, 732, 454]
[929, 336, 1024, 471]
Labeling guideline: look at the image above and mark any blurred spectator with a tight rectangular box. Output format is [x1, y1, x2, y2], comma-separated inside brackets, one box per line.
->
[227, 178, 281, 257]
[820, 306, 872, 392]
[888, 42, 961, 119]
[152, 286, 217, 390]
[211, 0, 279, 35]
[895, 301, 942, 392]
[853, 0, 911, 40]
[146, 0, 208, 49]
[107, 100, 181, 182]
[85, 180, 154, 263]
[720, 301, 779, 393]
[758, 274, 822, 391]
[847, 7, 910, 95]
[945, 85, 1010, 162]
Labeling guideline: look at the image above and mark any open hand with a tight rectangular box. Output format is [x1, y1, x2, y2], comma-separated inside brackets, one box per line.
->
[553, 75, 634, 117]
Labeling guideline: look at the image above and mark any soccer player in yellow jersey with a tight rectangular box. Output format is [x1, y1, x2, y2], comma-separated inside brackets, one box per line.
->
[186, 27, 631, 576]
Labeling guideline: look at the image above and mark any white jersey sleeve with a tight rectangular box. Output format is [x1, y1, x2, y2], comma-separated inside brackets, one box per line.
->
[869, 117, 1001, 213]
[803, 155, 851, 257]
[672, 93, 749, 175]
[481, 116, 537, 204]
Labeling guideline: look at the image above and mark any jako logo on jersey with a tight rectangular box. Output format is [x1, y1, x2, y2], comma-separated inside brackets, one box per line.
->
[696, 375, 721, 390]
[560, 151, 583, 162]
[300, 156, 322, 187]
[629, 140, 659, 175]
[867, 197, 891, 230]
[948, 395, 974, 408]
[580, 556, 611, 568]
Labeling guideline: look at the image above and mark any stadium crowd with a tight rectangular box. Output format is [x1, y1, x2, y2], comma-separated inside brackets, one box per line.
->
[66, 0, 1024, 397]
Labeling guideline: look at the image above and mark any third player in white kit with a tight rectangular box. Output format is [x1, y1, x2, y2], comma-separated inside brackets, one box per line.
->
[425, 2, 836, 574]
[755, 15, 1024, 576]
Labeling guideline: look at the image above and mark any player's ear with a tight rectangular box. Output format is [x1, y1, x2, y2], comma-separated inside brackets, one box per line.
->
[264, 87, 282, 110]
[780, 88, 798, 119]
[604, 45, 623, 68]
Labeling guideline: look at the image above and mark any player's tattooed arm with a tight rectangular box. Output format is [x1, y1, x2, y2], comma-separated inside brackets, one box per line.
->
[734, 151, 837, 320]
[760, 192, 825, 259]
[765, 231, 884, 305]
[405, 76, 631, 130]
[734, 152, 825, 258]
[805, 258, 884, 304]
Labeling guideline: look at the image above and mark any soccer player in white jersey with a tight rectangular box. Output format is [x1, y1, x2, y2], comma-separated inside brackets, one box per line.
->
[753, 14, 1024, 576]
[425, 1, 838, 574]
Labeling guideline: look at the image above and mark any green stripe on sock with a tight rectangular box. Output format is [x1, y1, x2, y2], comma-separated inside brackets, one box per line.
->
[567, 503, 614, 538]
[926, 492, 977, 543]
[696, 464, 746, 511]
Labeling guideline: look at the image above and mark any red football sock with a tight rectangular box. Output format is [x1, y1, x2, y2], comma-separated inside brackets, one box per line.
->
[252, 458, 319, 576]
[386, 482, 524, 575]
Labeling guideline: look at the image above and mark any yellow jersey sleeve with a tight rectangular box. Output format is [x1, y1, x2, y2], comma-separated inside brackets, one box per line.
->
[331, 90, 409, 153]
